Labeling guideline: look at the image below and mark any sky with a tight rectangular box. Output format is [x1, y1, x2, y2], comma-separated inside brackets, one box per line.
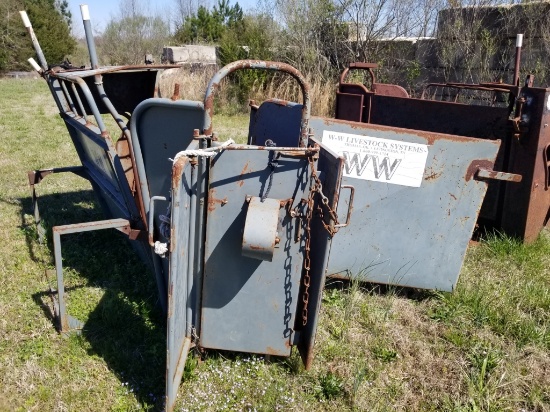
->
[68, 0, 258, 34]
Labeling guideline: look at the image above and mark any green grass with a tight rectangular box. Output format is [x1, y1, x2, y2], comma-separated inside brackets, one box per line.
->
[1, 78, 549, 411]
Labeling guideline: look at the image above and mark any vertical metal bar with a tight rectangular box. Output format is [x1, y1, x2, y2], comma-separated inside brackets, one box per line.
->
[70, 82, 88, 119]
[186, 160, 198, 338]
[19, 11, 48, 71]
[80, 5, 99, 69]
[74, 77, 108, 133]
[60, 80, 77, 114]
[80, 4, 147, 224]
[193, 140, 207, 332]
[52, 229, 69, 332]
[514, 34, 523, 86]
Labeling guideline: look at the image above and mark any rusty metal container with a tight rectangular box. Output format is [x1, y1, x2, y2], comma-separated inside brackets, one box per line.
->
[335, 60, 550, 242]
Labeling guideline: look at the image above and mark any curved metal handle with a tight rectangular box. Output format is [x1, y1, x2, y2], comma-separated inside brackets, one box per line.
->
[203, 60, 311, 147]
[339, 62, 378, 86]
[148, 196, 167, 246]
[335, 185, 355, 228]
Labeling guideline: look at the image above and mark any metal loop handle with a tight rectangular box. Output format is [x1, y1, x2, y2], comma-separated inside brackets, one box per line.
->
[335, 185, 355, 229]
[203, 60, 311, 147]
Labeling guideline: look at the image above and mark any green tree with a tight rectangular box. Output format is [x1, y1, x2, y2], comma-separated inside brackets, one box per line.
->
[0, 0, 75, 71]
[173, 0, 244, 44]
[25, 0, 76, 66]
[100, 13, 171, 65]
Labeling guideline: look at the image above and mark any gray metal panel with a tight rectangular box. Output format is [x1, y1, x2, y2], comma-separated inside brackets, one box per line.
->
[131, 99, 205, 299]
[200, 149, 309, 356]
[131, 98, 205, 207]
[248, 99, 303, 147]
[310, 117, 500, 291]
[166, 155, 195, 410]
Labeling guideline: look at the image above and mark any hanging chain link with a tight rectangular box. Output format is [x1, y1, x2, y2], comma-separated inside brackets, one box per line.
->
[301, 153, 342, 326]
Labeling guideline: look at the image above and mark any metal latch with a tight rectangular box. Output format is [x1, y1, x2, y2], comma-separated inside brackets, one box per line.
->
[476, 168, 522, 182]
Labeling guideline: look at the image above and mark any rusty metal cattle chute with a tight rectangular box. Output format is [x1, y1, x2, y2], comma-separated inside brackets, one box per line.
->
[20, 4, 520, 411]
[334, 41, 548, 243]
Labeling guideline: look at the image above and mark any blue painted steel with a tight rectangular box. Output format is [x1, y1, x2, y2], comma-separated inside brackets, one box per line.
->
[166, 151, 197, 410]
[200, 148, 310, 355]
[309, 117, 501, 291]
[248, 99, 303, 147]
[131, 98, 205, 309]
[241, 197, 281, 261]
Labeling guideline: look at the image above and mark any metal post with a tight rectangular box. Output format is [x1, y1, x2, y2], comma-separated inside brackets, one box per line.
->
[19, 11, 48, 71]
[80, 5, 99, 69]
[186, 160, 198, 338]
[513, 34, 523, 86]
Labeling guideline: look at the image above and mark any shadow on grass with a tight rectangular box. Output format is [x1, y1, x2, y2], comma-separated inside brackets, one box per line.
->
[324, 276, 438, 302]
[17, 190, 167, 410]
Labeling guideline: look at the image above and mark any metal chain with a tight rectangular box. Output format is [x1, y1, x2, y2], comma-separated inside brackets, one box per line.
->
[307, 157, 341, 237]
[301, 154, 342, 326]
[301, 176, 314, 326]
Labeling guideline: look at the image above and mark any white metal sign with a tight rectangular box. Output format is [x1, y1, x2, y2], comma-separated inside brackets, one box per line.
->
[322, 130, 429, 187]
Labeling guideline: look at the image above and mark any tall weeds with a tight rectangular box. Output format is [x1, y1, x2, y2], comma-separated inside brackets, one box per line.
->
[158, 66, 337, 117]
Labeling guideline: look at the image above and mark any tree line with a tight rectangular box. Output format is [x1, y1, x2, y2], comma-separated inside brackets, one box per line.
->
[4, 0, 550, 95]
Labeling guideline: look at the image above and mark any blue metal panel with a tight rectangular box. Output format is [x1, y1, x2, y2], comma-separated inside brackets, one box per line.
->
[130, 99, 205, 305]
[131, 98, 205, 208]
[309, 117, 500, 291]
[166, 154, 196, 410]
[248, 99, 303, 147]
[200, 149, 310, 356]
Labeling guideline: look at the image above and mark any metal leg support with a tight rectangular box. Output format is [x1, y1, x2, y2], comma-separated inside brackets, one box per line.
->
[28, 166, 89, 243]
[52, 218, 132, 333]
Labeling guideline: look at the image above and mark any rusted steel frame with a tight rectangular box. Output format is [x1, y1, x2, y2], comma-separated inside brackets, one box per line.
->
[420, 83, 512, 101]
[19, 11, 48, 71]
[52, 218, 131, 332]
[49, 64, 182, 78]
[186, 159, 198, 338]
[194, 141, 207, 334]
[203, 60, 311, 147]
[339, 62, 377, 86]
[476, 168, 522, 182]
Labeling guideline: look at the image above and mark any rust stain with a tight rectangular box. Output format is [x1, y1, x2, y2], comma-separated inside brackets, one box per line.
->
[449, 193, 457, 200]
[238, 161, 250, 187]
[465, 159, 494, 182]
[265, 346, 287, 356]
[172, 157, 187, 188]
[425, 170, 442, 181]
[207, 189, 227, 212]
